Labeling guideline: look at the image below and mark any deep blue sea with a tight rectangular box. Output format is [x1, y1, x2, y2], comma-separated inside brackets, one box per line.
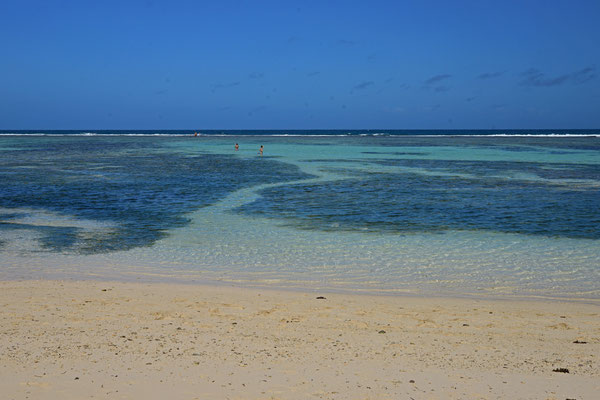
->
[1, 130, 599, 299]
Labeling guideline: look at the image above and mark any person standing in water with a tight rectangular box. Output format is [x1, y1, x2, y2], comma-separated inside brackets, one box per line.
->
[235, 143, 239, 151]
[258, 145, 263, 156]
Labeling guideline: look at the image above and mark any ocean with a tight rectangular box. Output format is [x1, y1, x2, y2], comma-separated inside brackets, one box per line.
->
[1, 130, 599, 300]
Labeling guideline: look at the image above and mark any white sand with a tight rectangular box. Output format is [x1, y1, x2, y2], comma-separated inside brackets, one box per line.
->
[1, 280, 598, 399]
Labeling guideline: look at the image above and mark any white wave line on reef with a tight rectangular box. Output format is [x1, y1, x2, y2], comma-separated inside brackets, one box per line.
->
[1, 133, 599, 137]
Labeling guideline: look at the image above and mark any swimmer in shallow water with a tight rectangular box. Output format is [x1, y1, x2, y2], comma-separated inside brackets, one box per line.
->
[258, 145, 263, 156]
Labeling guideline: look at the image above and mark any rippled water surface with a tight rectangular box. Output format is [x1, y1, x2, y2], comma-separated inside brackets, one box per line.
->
[1, 132, 599, 300]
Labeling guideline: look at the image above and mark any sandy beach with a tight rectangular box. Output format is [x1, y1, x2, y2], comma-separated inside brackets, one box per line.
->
[1, 280, 598, 399]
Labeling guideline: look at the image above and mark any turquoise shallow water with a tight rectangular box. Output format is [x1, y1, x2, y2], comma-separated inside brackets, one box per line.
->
[1, 132, 599, 299]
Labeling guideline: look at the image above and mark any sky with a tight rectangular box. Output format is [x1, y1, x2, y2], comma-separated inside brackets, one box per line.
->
[1, 0, 599, 130]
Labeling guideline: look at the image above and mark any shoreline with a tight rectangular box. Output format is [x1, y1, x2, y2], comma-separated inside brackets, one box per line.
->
[3, 274, 600, 306]
[2, 279, 598, 399]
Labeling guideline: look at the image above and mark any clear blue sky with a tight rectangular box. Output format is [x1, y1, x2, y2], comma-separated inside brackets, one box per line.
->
[1, 0, 599, 129]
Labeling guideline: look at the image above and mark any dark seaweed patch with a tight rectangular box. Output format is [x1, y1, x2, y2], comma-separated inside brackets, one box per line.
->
[237, 170, 600, 239]
[0, 137, 312, 253]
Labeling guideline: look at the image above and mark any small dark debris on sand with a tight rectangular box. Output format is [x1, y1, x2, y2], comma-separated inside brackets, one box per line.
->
[553, 368, 569, 373]
[378, 330, 386, 334]
[572, 340, 587, 344]
[316, 296, 326, 300]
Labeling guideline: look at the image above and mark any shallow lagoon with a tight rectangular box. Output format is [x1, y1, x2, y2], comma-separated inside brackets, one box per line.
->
[1, 133, 599, 299]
